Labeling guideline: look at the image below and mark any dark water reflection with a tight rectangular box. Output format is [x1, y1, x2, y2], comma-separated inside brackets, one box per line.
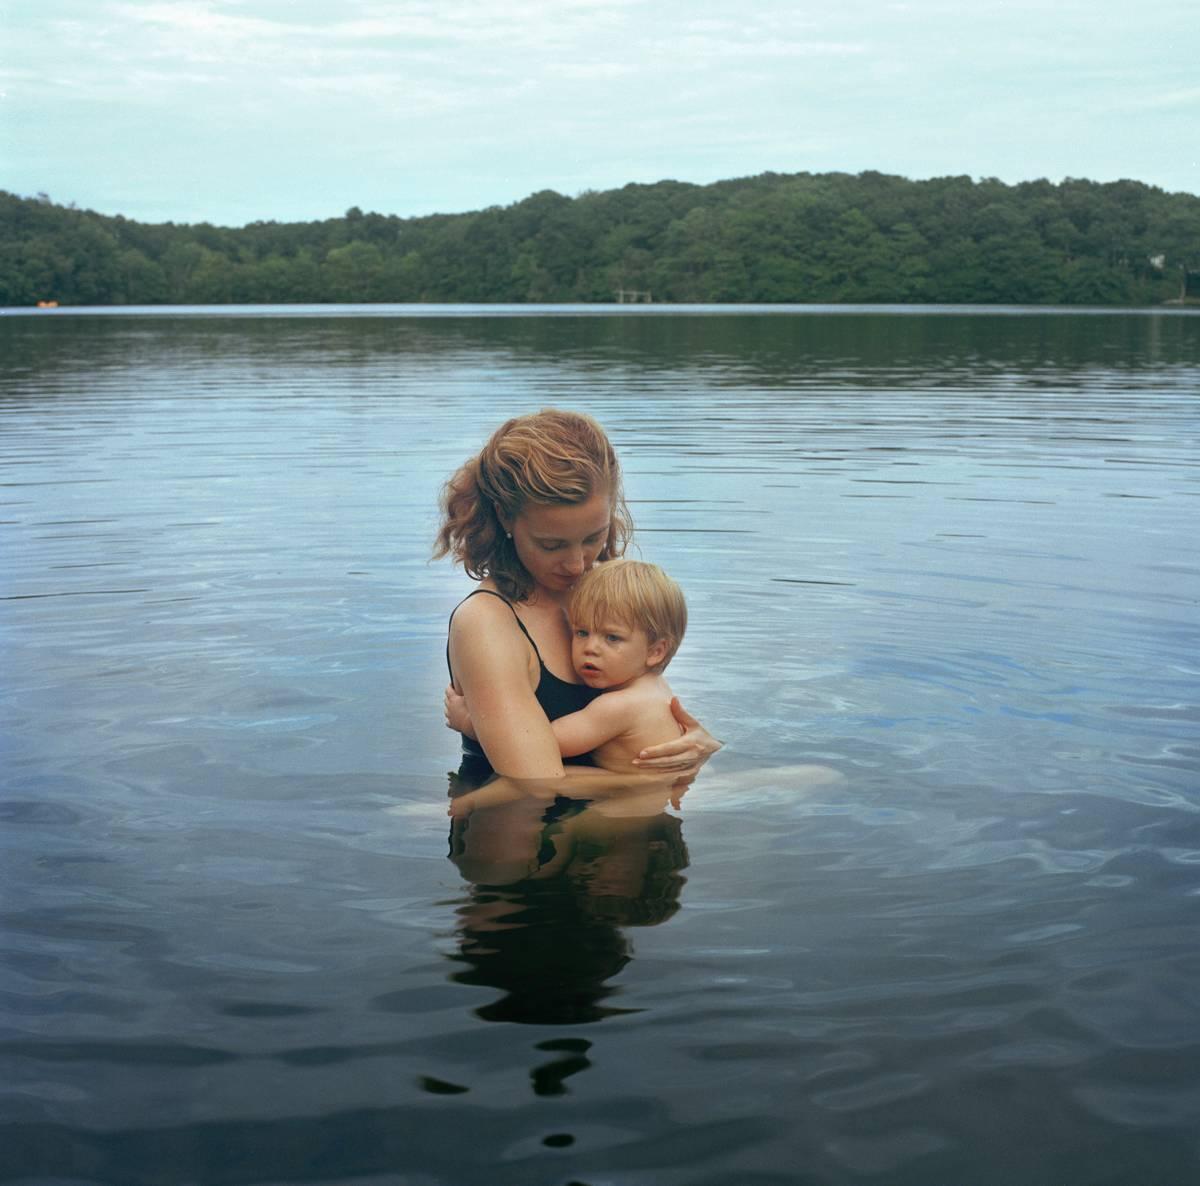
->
[7, 303, 1199, 386]
[2, 306, 1199, 1184]
[447, 787, 688, 1027]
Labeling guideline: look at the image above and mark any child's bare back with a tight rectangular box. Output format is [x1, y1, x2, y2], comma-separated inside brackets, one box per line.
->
[582, 672, 682, 774]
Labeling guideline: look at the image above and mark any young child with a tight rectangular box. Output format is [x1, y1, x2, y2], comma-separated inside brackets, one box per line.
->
[444, 558, 688, 822]
[550, 558, 687, 774]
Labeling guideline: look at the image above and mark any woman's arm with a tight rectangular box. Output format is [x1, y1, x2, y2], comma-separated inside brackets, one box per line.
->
[447, 682, 634, 760]
[448, 593, 566, 778]
[632, 697, 722, 771]
[462, 766, 677, 806]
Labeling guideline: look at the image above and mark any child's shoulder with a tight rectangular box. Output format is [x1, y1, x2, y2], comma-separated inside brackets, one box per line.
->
[610, 672, 672, 706]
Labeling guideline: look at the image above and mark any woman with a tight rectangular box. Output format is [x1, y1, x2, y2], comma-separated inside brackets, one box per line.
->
[435, 408, 719, 783]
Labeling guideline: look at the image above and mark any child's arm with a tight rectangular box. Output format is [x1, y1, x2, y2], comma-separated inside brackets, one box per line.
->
[551, 692, 635, 758]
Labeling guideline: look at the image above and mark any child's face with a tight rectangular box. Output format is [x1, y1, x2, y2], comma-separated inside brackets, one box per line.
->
[571, 617, 668, 691]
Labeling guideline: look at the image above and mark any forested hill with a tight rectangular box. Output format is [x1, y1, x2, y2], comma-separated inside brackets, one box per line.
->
[3, 171, 1199, 307]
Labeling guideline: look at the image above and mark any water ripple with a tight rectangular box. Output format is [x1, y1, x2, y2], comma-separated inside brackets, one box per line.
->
[2, 308, 1198, 1185]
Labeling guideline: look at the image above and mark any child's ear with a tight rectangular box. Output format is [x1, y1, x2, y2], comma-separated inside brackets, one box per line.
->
[646, 637, 670, 669]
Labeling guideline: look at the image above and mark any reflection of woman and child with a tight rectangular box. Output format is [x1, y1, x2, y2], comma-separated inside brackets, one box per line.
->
[433, 410, 719, 1027]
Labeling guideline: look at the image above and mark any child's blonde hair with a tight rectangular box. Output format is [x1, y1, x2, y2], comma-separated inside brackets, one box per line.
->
[568, 558, 687, 672]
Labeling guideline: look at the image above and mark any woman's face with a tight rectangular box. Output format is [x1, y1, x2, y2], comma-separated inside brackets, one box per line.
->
[507, 491, 611, 596]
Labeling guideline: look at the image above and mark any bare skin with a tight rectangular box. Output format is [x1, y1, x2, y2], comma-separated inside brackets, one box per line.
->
[554, 618, 682, 774]
[448, 773, 688, 913]
[446, 493, 611, 778]
[554, 670, 680, 774]
[447, 768, 683, 821]
[446, 491, 720, 779]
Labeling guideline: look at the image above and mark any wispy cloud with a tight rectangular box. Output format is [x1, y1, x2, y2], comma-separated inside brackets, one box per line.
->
[670, 35, 865, 60]
[106, 0, 650, 55]
[6, 0, 1197, 224]
[1121, 85, 1200, 111]
[545, 62, 637, 79]
[111, 1, 286, 38]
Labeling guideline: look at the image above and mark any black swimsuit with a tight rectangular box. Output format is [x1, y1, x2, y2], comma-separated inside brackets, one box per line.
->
[447, 589, 600, 778]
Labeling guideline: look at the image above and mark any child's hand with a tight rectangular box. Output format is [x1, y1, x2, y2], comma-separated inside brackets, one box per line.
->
[443, 685, 477, 739]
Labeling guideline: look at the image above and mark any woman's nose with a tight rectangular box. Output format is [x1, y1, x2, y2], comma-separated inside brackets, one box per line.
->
[562, 549, 585, 575]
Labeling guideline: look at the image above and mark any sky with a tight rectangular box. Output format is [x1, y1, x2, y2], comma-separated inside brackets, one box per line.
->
[4, 0, 1198, 228]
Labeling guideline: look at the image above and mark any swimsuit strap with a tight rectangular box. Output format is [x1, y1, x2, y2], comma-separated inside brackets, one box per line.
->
[449, 588, 545, 666]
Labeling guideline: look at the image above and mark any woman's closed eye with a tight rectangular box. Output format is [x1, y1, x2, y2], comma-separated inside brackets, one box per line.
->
[541, 530, 606, 552]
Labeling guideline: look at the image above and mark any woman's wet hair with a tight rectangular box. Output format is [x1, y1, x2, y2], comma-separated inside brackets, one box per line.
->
[434, 409, 632, 601]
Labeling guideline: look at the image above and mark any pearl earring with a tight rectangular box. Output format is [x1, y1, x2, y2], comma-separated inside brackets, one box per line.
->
[505, 531, 512, 539]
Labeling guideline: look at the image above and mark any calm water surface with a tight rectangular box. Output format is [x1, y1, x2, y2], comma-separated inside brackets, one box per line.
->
[2, 306, 1199, 1185]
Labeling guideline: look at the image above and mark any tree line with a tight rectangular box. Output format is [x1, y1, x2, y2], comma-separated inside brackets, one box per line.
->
[3, 170, 1198, 307]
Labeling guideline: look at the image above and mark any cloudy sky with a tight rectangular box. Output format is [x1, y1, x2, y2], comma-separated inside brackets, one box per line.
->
[5, 0, 1198, 227]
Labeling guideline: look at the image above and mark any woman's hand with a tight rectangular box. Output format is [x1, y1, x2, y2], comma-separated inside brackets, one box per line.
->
[444, 684, 477, 739]
[632, 697, 722, 773]
[669, 775, 693, 812]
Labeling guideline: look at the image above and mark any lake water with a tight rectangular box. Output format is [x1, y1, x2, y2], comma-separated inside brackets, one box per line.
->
[2, 304, 1198, 1185]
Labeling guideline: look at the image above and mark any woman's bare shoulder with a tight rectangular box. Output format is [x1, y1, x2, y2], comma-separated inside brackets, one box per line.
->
[449, 588, 518, 635]
[449, 589, 533, 678]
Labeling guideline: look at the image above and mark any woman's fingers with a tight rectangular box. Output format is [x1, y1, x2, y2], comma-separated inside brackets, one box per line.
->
[670, 773, 695, 809]
[633, 745, 700, 770]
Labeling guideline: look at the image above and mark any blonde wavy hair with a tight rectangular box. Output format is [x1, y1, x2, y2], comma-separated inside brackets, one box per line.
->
[434, 409, 632, 601]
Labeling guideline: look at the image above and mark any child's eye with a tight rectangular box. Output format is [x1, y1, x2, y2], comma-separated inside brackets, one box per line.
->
[606, 634, 622, 644]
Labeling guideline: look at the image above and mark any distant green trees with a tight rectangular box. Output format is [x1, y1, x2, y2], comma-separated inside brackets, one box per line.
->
[3, 172, 1198, 307]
